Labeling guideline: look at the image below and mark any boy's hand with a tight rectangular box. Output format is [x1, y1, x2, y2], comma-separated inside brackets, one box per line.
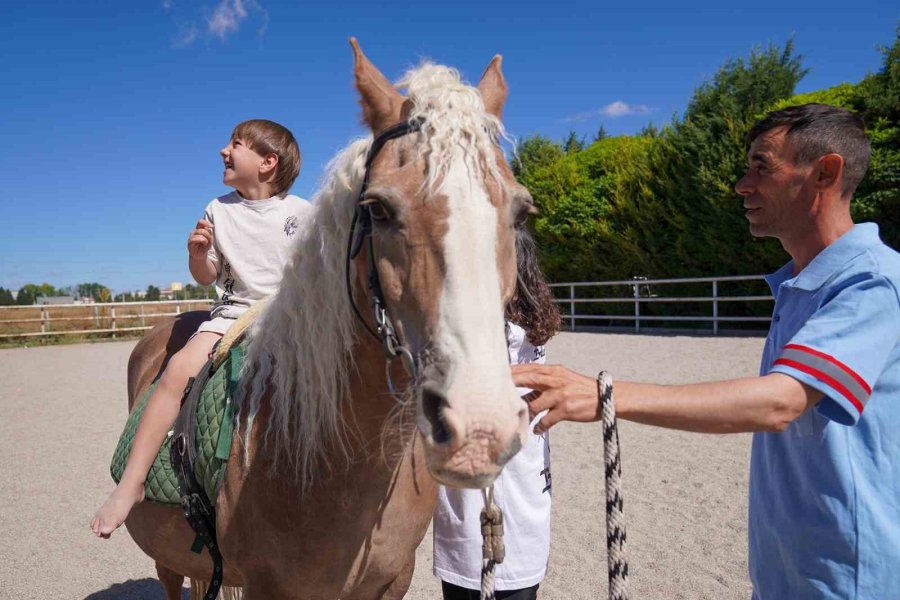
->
[187, 219, 214, 260]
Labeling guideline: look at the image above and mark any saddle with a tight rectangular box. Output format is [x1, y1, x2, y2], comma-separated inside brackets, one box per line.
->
[108, 338, 245, 506]
[109, 305, 264, 600]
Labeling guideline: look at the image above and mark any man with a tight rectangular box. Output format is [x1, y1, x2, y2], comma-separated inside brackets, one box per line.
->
[513, 104, 900, 599]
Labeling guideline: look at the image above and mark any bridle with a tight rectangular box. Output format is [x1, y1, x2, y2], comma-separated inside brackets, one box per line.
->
[345, 118, 424, 388]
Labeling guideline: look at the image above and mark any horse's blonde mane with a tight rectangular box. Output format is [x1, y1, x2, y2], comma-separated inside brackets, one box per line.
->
[241, 61, 510, 491]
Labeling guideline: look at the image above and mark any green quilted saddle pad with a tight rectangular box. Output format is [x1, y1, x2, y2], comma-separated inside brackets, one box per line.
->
[109, 341, 246, 505]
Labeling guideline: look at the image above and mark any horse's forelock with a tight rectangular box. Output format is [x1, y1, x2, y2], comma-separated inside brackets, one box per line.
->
[398, 62, 512, 195]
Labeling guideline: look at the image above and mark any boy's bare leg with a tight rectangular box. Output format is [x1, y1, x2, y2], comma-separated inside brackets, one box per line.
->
[91, 331, 221, 538]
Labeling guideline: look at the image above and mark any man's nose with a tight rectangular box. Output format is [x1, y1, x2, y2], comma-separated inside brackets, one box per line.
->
[734, 173, 752, 197]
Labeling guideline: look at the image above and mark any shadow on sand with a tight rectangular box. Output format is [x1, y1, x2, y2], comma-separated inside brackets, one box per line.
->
[83, 578, 189, 600]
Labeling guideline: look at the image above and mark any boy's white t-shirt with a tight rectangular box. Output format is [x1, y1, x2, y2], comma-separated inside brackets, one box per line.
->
[433, 322, 552, 591]
[203, 191, 311, 320]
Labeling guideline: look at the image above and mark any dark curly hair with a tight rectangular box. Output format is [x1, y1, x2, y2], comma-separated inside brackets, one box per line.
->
[505, 226, 561, 346]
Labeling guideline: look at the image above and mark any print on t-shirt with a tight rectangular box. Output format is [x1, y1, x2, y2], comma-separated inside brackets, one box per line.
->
[221, 262, 235, 306]
[284, 216, 299, 238]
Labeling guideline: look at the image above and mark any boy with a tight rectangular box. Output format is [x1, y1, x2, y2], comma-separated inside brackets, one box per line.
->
[91, 119, 310, 537]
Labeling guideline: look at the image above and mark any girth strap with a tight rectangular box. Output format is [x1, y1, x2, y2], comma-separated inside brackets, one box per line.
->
[170, 358, 224, 600]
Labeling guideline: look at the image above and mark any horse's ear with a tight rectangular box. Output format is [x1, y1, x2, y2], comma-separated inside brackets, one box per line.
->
[350, 37, 404, 133]
[478, 55, 508, 120]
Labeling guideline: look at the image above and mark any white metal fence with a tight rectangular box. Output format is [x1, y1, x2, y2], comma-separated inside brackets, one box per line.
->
[0, 299, 214, 339]
[550, 275, 774, 335]
[0, 275, 776, 340]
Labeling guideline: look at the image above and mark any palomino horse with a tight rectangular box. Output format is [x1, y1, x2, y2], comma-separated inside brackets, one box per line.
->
[123, 39, 535, 599]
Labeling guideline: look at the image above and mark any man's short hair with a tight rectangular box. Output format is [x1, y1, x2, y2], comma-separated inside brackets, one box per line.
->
[748, 103, 871, 196]
[232, 119, 301, 197]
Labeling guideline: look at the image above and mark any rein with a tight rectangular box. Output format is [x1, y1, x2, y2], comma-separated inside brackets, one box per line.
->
[345, 118, 424, 382]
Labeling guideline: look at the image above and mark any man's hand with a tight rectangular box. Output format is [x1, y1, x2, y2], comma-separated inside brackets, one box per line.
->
[188, 219, 215, 260]
[512, 364, 601, 434]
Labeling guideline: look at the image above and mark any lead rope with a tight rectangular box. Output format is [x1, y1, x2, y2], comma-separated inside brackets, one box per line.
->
[599, 371, 629, 600]
[480, 485, 505, 600]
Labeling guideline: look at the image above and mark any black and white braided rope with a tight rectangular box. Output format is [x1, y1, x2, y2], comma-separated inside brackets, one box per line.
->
[599, 371, 629, 600]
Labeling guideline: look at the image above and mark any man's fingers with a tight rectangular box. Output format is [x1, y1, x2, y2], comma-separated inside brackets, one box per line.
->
[197, 219, 214, 230]
[527, 389, 563, 420]
[512, 364, 569, 391]
[535, 409, 562, 434]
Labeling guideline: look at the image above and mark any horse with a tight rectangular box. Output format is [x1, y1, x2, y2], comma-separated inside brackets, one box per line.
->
[121, 39, 536, 599]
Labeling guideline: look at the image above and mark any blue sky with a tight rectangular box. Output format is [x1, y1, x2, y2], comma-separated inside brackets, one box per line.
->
[1, 1, 896, 294]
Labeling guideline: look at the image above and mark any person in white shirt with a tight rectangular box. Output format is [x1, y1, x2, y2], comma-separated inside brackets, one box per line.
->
[434, 227, 562, 599]
[91, 119, 310, 537]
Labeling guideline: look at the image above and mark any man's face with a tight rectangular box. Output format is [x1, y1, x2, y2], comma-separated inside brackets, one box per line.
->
[734, 126, 816, 241]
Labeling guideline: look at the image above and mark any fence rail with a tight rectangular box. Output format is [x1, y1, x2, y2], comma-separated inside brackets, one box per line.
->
[550, 275, 774, 335]
[0, 300, 214, 339]
[0, 275, 775, 340]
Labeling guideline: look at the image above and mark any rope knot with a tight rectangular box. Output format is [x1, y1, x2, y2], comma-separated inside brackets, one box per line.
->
[480, 495, 505, 563]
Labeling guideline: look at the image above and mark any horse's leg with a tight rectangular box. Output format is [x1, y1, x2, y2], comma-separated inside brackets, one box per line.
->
[156, 561, 185, 600]
[239, 571, 293, 600]
[375, 558, 415, 600]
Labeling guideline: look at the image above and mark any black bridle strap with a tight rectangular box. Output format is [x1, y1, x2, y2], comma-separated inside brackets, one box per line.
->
[345, 119, 423, 356]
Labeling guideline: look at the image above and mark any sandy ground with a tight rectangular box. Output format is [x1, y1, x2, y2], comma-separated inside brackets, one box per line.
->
[0, 332, 763, 599]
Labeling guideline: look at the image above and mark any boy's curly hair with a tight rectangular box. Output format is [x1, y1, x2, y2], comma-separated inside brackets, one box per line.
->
[506, 226, 561, 346]
[232, 119, 301, 197]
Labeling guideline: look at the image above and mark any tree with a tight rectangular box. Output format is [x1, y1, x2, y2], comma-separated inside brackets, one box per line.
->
[563, 130, 586, 154]
[594, 123, 609, 142]
[0, 287, 15, 306]
[638, 122, 659, 138]
[16, 286, 35, 305]
[146, 285, 161, 301]
[75, 282, 112, 302]
[511, 135, 565, 179]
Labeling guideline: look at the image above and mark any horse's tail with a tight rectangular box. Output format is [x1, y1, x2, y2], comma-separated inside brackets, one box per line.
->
[190, 580, 243, 600]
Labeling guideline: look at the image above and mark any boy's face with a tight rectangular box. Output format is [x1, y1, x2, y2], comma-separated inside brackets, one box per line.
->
[220, 137, 267, 191]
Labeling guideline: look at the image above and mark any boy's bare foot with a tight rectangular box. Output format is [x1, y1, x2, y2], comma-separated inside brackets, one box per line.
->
[90, 483, 144, 538]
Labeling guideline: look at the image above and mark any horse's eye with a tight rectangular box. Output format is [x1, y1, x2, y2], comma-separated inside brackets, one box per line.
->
[514, 203, 537, 227]
[364, 200, 392, 222]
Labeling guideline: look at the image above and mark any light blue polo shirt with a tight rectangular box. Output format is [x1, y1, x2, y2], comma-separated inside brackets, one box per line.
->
[750, 223, 900, 599]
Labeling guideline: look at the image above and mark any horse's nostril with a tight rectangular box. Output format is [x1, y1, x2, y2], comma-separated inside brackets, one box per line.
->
[421, 388, 452, 444]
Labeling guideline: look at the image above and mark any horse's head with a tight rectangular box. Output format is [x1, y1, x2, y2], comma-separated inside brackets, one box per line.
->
[350, 39, 533, 488]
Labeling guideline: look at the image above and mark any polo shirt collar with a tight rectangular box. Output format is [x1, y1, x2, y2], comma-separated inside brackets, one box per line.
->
[766, 223, 882, 294]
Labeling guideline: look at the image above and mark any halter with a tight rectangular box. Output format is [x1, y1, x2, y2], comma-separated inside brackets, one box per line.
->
[345, 118, 424, 385]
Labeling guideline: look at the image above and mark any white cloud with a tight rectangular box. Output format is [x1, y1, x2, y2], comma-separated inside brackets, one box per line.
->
[562, 101, 656, 123]
[208, 0, 249, 40]
[172, 24, 198, 48]
[600, 101, 653, 117]
[166, 0, 268, 47]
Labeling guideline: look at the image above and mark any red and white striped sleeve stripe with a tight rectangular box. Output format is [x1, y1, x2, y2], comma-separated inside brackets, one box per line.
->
[774, 344, 872, 414]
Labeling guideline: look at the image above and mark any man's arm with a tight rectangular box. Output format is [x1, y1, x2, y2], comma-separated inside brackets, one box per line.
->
[512, 364, 822, 434]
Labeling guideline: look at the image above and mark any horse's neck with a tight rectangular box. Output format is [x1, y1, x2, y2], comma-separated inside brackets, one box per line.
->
[345, 330, 412, 428]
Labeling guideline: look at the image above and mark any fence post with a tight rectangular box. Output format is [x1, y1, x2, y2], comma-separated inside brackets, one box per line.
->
[93, 305, 99, 327]
[140, 303, 145, 328]
[175, 302, 181, 315]
[633, 280, 640, 334]
[111, 306, 116, 339]
[569, 285, 576, 331]
[40, 306, 46, 334]
[712, 280, 719, 336]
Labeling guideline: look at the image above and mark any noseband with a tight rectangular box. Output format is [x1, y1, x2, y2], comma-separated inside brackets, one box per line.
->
[345, 119, 424, 386]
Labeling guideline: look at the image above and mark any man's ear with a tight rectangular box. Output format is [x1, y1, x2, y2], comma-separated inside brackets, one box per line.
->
[260, 153, 279, 176]
[816, 153, 844, 193]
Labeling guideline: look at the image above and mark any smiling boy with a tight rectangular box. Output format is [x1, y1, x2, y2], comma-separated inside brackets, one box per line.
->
[91, 119, 311, 537]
